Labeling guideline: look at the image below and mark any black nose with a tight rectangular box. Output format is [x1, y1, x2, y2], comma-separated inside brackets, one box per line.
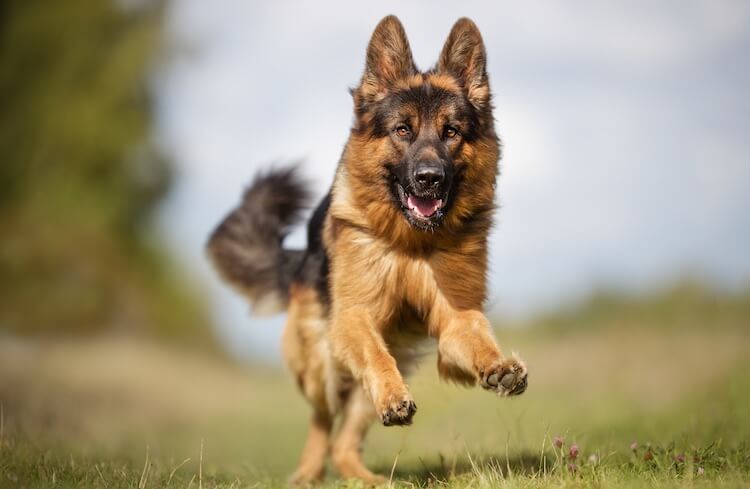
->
[414, 163, 445, 188]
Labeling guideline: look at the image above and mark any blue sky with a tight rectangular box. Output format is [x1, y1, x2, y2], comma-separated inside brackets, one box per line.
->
[154, 1, 750, 361]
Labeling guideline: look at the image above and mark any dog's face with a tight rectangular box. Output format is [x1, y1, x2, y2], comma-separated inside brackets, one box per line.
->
[377, 80, 475, 230]
[347, 16, 499, 234]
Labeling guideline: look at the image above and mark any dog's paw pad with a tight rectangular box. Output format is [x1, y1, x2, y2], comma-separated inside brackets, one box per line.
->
[380, 397, 417, 426]
[481, 355, 528, 397]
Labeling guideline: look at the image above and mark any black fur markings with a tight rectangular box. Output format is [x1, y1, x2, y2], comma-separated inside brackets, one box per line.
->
[297, 192, 332, 307]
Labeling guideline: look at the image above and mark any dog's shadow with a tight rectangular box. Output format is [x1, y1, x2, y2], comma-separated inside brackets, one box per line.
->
[376, 451, 553, 483]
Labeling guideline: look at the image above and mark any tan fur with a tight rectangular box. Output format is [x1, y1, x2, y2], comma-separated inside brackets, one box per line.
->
[330, 386, 385, 484]
[275, 16, 528, 484]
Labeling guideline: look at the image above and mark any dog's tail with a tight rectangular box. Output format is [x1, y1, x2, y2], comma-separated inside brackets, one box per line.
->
[206, 167, 310, 314]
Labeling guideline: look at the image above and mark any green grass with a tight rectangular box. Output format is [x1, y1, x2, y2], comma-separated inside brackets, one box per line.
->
[1, 285, 749, 488]
[2, 441, 749, 489]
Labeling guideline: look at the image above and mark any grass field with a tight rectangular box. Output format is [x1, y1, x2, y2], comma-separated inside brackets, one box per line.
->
[1, 284, 749, 488]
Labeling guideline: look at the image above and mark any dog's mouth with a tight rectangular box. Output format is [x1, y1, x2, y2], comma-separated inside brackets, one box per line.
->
[406, 194, 443, 218]
[394, 182, 448, 229]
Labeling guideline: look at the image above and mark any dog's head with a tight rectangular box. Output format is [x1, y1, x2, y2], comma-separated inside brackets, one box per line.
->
[346, 16, 500, 234]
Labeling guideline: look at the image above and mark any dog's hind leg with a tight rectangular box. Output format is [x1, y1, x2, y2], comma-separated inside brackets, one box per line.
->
[288, 409, 333, 485]
[283, 284, 334, 484]
[331, 386, 386, 485]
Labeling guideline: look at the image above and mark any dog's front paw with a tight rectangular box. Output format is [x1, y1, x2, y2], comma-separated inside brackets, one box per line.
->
[378, 393, 417, 426]
[480, 354, 528, 397]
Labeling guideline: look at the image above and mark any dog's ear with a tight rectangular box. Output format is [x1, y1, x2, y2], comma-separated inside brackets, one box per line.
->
[438, 18, 490, 110]
[359, 15, 416, 99]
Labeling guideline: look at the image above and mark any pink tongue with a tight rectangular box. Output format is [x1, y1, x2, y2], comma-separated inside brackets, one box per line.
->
[407, 195, 442, 218]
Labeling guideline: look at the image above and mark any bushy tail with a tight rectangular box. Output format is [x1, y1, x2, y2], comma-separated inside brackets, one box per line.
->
[206, 167, 310, 314]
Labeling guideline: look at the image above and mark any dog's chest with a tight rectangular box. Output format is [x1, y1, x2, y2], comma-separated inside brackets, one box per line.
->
[358, 237, 441, 319]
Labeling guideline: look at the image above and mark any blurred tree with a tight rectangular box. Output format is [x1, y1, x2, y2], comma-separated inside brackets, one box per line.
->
[0, 0, 213, 344]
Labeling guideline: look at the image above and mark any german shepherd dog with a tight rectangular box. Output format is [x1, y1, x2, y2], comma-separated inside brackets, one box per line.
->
[207, 16, 528, 484]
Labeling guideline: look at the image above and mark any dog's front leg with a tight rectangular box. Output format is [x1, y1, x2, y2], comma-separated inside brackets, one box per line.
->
[329, 306, 417, 426]
[432, 308, 528, 396]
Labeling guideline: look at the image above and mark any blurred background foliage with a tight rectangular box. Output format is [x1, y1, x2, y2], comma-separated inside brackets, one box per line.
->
[524, 279, 750, 335]
[0, 0, 212, 344]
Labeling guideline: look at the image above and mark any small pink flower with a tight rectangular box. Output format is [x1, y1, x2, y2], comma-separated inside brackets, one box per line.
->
[675, 453, 685, 464]
[569, 444, 579, 460]
[553, 436, 564, 448]
[697, 467, 704, 476]
[630, 441, 638, 451]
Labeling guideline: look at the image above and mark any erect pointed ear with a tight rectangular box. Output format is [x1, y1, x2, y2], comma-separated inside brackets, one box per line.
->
[359, 15, 416, 99]
[438, 18, 490, 110]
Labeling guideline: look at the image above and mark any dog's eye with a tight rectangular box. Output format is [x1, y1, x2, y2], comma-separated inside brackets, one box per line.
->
[444, 126, 458, 139]
[395, 125, 411, 138]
